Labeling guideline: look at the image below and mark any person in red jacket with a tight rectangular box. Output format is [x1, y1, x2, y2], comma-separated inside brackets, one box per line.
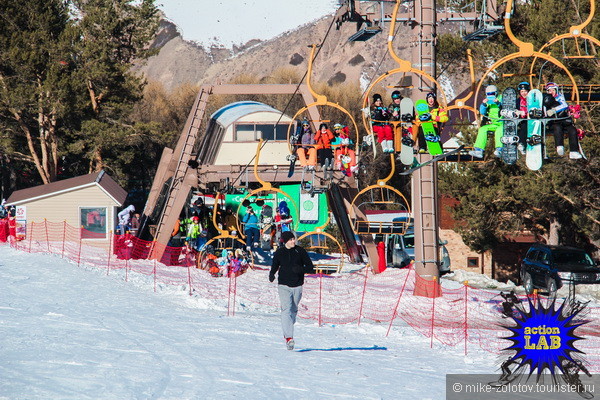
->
[269, 231, 315, 350]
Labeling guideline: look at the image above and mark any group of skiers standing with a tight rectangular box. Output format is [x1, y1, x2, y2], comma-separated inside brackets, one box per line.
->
[176, 198, 294, 255]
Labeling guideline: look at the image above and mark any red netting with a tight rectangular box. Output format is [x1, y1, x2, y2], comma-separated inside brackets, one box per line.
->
[4, 219, 600, 371]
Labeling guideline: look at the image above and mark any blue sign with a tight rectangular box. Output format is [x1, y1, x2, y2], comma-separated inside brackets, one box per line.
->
[501, 296, 588, 375]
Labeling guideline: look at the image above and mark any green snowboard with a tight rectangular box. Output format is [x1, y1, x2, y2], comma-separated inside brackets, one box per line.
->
[415, 99, 442, 156]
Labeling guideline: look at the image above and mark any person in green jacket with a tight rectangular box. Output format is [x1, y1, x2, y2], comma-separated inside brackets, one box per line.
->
[469, 85, 503, 158]
[185, 216, 203, 251]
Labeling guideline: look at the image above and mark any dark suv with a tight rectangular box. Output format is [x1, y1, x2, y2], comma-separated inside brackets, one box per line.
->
[520, 244, 600, 294]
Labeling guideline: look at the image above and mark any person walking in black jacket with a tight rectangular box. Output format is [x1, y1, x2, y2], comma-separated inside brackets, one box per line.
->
[269, 231, 315, 350]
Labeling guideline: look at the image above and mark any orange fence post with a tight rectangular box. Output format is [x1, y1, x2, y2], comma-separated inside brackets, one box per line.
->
[318, 273, 323, 326]
[430, 277, 437, 348]
[227, 272, 233, 317]
[77, 227, 82, 267]
[187, 263, 192, 296]
[44, 219, 50, 252]
[357, 266, 369, 326]
[28, 222, 34, 252]
[125, 241, 129, 282]
[107, 231, 113, 275]
[386, 265, 413, 336]
[231, 274, 237, 317]
[153, 258, 157, 293]
[61, 221, 66, 258]
[464, 283, 468, 355]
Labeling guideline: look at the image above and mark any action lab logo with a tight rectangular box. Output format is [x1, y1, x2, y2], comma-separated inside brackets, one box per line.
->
[495, 294, 592, 393]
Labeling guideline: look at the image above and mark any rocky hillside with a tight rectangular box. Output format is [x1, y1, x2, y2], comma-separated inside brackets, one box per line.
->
[138, 16, 470, 100]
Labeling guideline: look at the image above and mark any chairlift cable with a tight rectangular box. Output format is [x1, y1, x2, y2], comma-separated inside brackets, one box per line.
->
[360, 20, 403, 99]
[228, 15, 338, 188]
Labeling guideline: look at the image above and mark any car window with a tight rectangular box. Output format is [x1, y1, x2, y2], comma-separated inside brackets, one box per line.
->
[553, 250, 594, 266]
[539, 251, 550, 264]
[404, 234, 414, 248]
[527, 249, 539, 261]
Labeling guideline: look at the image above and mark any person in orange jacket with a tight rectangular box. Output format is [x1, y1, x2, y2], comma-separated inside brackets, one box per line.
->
[314, 123, 335, 171]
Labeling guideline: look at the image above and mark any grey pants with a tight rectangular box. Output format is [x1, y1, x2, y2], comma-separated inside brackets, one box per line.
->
[277, 285, 303, 339]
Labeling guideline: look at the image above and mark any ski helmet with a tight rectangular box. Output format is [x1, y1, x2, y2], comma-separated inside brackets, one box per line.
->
[373, 93, 382, 102]
[333, 123, 343, 130]
[517, 81, 530, 91]
[426, 92, 437, 100]
[191, 216, 200, 223]
[391, 90, 402, 99]
[301, 119, 309, 127]
[485, 85, 498, 95]
[545, 82, 559, 91]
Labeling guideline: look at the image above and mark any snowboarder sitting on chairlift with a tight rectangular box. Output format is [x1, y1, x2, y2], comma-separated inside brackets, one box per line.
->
[469, 85, 504, 159]
[543, 82, 582, 160]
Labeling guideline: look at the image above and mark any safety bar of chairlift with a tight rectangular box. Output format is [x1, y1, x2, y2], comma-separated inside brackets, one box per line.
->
[353, 220, 409, 235]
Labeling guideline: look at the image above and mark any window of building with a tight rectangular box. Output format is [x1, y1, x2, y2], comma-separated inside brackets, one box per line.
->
[467, 257, 479, 268]
[235, 124, 255, 141]
[234, 123, 290, 141]
[80, 207, 107, 239]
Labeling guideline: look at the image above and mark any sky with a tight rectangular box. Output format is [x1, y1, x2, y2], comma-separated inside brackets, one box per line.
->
[0, 246, 505, 399]
[157, 0, 340, 47]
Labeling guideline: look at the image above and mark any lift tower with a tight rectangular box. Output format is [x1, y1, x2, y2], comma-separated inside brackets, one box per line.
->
[410, 0, 440, 297]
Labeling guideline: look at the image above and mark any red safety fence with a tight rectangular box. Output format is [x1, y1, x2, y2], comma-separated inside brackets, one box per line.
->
[0, 219, 9, 242]
[5, 219, 600, 370]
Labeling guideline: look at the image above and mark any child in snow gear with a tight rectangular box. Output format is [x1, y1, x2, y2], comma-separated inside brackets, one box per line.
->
[185, 216, 204, 252]
[314, 123, 335, 175]
[370, 93, 394, 152]
[469, 85, 503, 158]
[297, 120, 317, 170]
[269, 231, 315, 350]
[543, 82, 582, 159]
[331, 124, 357, 176]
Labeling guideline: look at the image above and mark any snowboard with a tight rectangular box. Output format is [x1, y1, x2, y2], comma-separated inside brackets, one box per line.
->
[287, 122, 302, 178]
[399, 146, 465, 175]
[499, 87, 519, 165]
[526, 89, 544, 170]
[415, 99, 443, 156]
[260, 219, 273, 250]
[399, 98, 415, 165]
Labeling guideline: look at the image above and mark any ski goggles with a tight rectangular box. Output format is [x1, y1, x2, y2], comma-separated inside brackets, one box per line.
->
[486, 91, 497, 96]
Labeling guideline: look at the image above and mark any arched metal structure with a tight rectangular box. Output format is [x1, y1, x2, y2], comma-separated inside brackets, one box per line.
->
[235, 140, 300, 236]
[527, 0, 598, 99]
[287, 45, 361, 154]
[197, 194, 254, 272]
[297, 216, 347, 274]
[473, 0, 580, 115]
[349, 154, 411, 236]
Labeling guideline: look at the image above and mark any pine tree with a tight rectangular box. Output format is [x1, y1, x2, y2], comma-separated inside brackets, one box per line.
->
[0, 0, 76, 184]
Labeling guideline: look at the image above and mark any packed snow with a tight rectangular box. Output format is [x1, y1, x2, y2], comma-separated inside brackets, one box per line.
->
[0, 246, 503, 399]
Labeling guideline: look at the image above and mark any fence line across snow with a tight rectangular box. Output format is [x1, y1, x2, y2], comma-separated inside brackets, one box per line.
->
[5, 219, 600, 371]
